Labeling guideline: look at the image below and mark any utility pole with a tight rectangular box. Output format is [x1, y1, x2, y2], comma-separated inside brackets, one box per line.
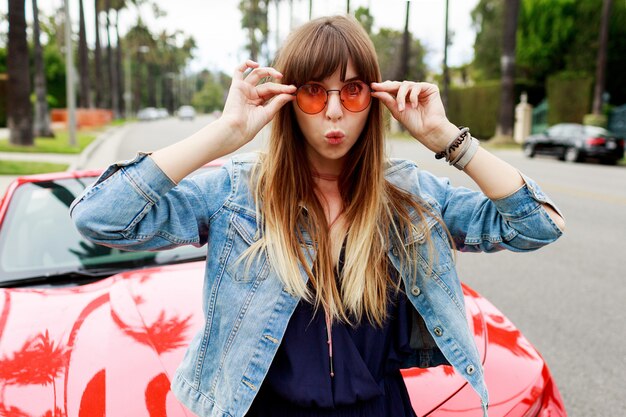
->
[442, 0, 450, 109]
[64, 0, 77, 146]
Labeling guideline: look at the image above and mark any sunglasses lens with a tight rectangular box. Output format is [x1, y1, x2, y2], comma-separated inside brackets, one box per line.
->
[296, 85, 327, 114]
[341, 82, 370, 112]
[296, 81, 371, 114]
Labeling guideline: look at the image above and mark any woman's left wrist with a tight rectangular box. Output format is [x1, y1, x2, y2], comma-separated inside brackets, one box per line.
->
[423, 122, 461, 153]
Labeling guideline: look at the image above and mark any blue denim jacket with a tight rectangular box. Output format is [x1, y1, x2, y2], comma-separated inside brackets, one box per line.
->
[70, 152, 563, 417]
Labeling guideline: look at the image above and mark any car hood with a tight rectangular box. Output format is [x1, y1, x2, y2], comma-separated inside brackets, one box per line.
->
[0, 262, 204, 417]
[0, 262, 486, 417]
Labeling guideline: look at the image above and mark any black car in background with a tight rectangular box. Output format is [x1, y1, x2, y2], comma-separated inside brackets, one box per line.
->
[523, 123, 625, 164]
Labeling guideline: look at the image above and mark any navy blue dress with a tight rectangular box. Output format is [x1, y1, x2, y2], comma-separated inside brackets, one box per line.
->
[246, 270, 418, 417]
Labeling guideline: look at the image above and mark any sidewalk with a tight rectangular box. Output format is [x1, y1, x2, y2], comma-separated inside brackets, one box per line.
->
[0, 125, 128, 193]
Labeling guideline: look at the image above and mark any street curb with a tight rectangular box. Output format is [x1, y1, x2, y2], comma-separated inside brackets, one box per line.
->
[70, 124, 129, 171]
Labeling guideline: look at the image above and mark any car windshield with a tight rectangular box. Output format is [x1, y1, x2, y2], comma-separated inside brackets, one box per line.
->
[0, 171, 210, 286]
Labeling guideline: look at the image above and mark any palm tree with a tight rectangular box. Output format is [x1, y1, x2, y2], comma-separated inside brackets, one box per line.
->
[105, 0, 120, 117]
[592, 0, 613, 115]
[397, 1, 411, 81]
[0, 331, 69, 415]
[94, 0, 105, 108]
[495, 0, 520, 139]
[115, 7, 125, 115]
[78, 0, 92, 108]
[31, 0, 54, 137]
[7, 0, 33, 146]
[239, 0, 268, 62]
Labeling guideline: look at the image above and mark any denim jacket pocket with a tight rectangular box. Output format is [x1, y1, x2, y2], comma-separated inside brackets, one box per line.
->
[223, 212, 269, 283]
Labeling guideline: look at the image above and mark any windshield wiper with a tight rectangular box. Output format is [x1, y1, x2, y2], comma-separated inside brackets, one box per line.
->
[0, 267, 124, 288]
[153, 253, 206, 266]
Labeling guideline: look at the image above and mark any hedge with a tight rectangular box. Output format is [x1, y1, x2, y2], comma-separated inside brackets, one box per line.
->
[546, 72, 593, 125]
[447, 80, 544, 139]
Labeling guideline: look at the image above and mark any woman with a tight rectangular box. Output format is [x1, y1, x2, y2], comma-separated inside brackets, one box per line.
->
[71, 15, 564, 417]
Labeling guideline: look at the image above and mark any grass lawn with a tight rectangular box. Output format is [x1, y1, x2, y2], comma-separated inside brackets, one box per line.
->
[0, 160, 69, 175]
[0, 129, 97, 154]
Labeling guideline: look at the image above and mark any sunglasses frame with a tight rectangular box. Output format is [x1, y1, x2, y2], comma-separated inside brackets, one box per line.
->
[294, 81, 372, 115]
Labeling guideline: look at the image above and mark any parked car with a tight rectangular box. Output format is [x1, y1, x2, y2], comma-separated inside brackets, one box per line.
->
[156, 108, 169, 119]
[177, 105, 196, 121]
[137, 107, 159, 121]
[0, 167, 566, 417]
[523, 123, 625, 164]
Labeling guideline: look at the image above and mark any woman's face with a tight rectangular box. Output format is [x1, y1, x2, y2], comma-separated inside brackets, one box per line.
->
[293, 59, 370, 174]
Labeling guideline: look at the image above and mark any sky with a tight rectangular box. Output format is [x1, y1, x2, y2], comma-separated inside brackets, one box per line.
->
[3, 0, 480, 75]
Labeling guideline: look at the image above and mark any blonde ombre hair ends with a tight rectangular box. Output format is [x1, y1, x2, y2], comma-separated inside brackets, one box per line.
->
[250, 15, 439, 327]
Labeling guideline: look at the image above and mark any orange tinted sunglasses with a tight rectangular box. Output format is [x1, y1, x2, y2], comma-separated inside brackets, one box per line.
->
[294, 81, 372, 114]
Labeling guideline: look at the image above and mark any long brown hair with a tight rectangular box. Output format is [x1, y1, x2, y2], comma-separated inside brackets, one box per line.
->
[249, 15, 438, 327]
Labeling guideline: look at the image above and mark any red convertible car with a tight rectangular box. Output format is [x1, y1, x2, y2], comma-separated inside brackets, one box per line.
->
[0, 166, 566, 417]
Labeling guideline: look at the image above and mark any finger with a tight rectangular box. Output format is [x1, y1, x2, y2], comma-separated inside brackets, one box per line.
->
[396, 82, 412, 112]
[417, 82, 440, 101]
[256, 83, 297, 100]
[371, 81, 401, 93]
[234, 59, 260, 80]
[263, 93, 296, 116]
[409, 83, 422, 109]
[371, 91, 398, 113]
[245, 66, 284, 85]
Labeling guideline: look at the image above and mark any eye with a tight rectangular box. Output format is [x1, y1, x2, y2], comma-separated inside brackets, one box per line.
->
[344, 82, 363, 97]
[303, 84, 324, 96]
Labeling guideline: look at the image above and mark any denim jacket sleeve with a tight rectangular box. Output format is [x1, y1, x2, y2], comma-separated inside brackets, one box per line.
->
[417, 169, 564, 253]
[70, 152, 231, 251]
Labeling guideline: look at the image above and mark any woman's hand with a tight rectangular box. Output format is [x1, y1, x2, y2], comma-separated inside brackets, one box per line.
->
[221, 60, 296, 148]
[371, 81, 458, 153]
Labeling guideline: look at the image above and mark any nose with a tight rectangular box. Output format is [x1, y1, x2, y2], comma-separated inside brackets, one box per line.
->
[325, 91, 343, 120]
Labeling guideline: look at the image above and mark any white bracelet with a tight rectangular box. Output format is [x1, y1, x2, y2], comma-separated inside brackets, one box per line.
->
[453, 137, 480, 170]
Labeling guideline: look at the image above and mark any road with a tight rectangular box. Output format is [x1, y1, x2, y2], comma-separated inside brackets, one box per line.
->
[102, 116, 626, 416]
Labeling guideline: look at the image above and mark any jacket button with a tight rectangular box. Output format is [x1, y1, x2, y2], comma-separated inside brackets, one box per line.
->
[392, 247, 399, 257]
[466, 364, 476, 375]
[433, 327, 443, 337]
[411, 286, 421, 296]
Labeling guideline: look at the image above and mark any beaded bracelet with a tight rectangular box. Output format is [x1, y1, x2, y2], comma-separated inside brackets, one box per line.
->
[435, 127, 470, 161]
[434, 126, 480, 170]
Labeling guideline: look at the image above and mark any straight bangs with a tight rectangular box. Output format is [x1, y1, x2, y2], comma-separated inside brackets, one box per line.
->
[277, 17, 381, 87]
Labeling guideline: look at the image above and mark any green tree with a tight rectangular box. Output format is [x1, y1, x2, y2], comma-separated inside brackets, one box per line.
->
[471, 0, 503, 81]
[516, 0, 577, 85]
[123, 20, 196, 112]
[239, 0, 269, 63]
[371, 28, 427, 82]
[354, 6, 373, 35]
[192, 73, 226, 113]
[39, 11, 68, 109]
